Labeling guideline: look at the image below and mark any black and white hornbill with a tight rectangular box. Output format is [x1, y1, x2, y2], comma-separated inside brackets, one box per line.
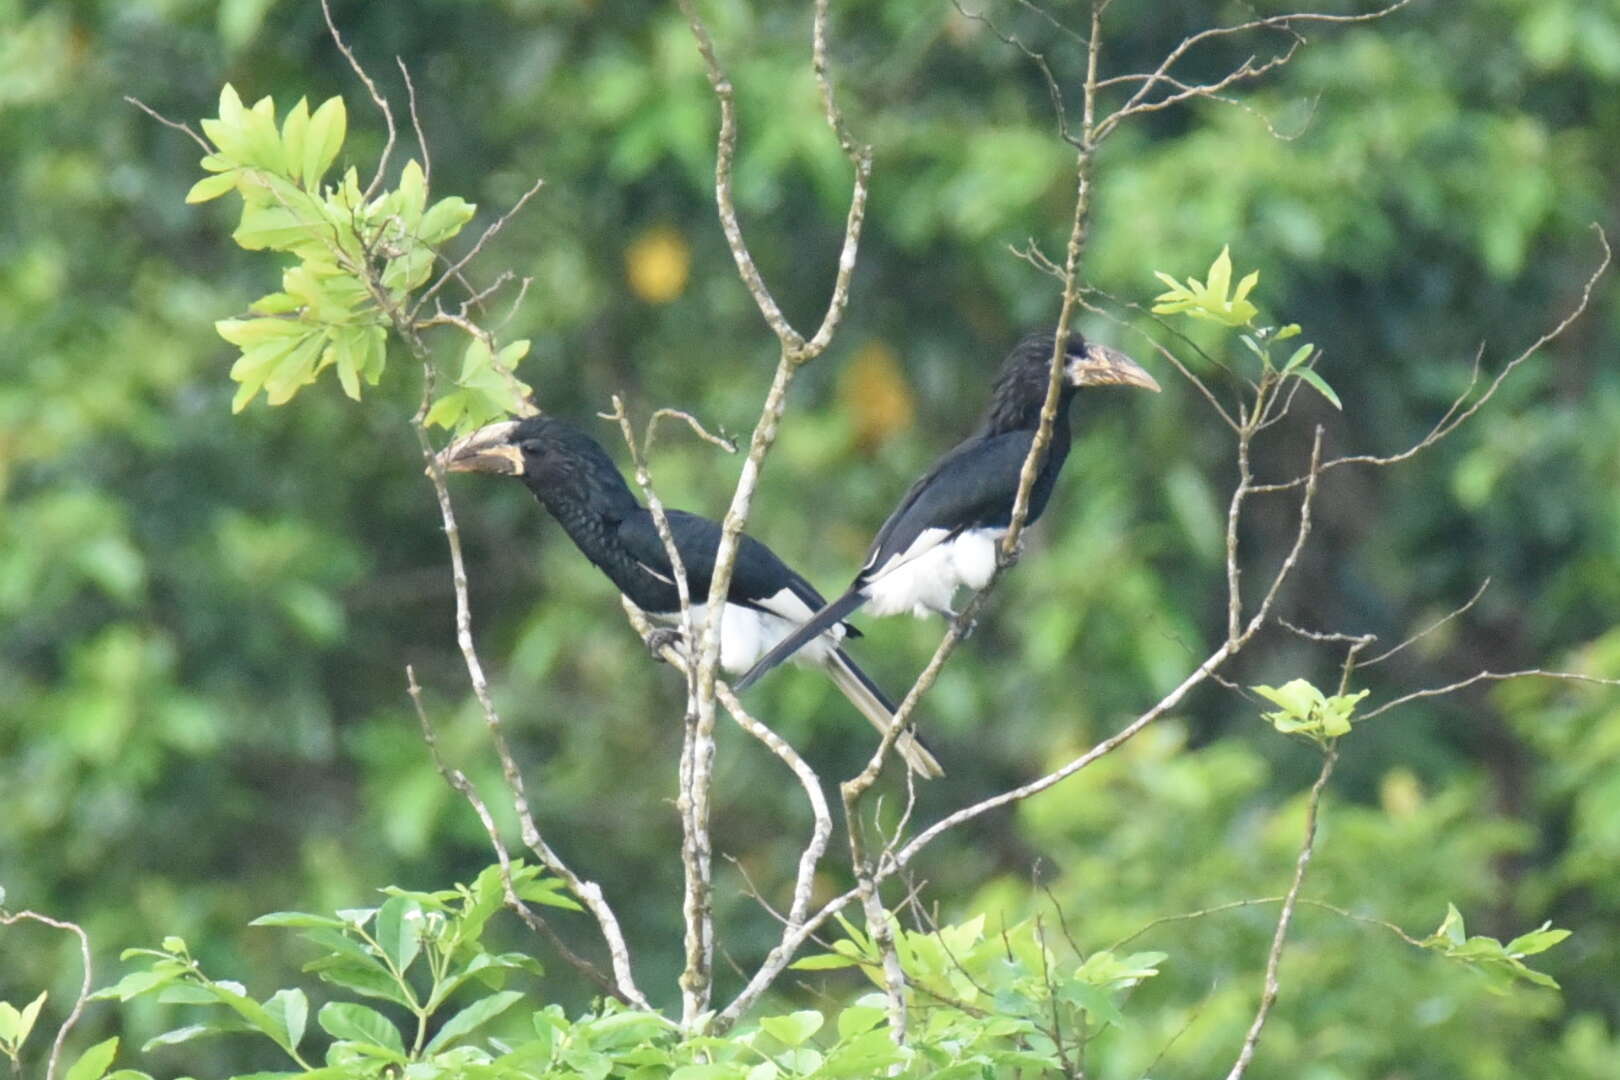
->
[437, 415, 943, 779]
[735, 331, 1159, 691]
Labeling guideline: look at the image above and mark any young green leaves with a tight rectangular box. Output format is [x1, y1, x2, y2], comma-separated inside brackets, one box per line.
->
[1253, 678, 1368, 748]
[190, 84, 527, 428]
[1422, 904, 1571, 994]
[1153, 245, 1341, 409]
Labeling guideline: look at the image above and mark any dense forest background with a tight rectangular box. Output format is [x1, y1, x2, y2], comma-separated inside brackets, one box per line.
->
[4, 0, 1619, 1076]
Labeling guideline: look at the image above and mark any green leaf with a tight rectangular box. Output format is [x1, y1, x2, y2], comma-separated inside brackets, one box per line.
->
[16, 990, 46, 1046]
[280, 98, 309, 187]
[186, 172, 239, 203]
[1059, 982, 1126, 1028]
[317, 1003, 406, 1059]
[1293, 365, 1342, 410]
[216, 317, 307, 349]
[835, 1004, 886, 1040]
[790, 951, 861, 971]
[759, 1010, 823, 1047]
[670, 1066, 744, 1080]
[303, 96, 347, 189]
[232, 203, 323, 253]
[250, 912, 346, 929]
[140, 1024, 250, 1053]
[424, 390, 469, 431]
[64, 1037, 119, 1080]
[260, 331, 326, 407]
[515, 874, 582, 912]
[420, 196, 477, 247]
[375, 895, 423, 975]
[422, 990, 525, 1053]
[205, 984, 288, 1050]
[1281, 343, 1316, 373]
[1274, 323, 1302, 340]
[1232, 268, 1260, 305]
[1435, 904, 1467, 947]
[264, 988, 307, 1052]
[397, 159, 427, 228]
[201, 84, 249, 161]
[1206, 245, 1233, 305]
[93, 968, 179, 1003]
[1506, 924, 1572, 957]
[306, 959, 412, 1008]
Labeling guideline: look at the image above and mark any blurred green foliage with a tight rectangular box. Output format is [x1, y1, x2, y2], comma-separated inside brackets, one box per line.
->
[3, 0, 1620, 1077]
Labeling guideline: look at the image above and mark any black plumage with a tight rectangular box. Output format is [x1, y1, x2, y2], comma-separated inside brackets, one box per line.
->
[438, 415, 943, 778]
[736, 331, 1159, 691]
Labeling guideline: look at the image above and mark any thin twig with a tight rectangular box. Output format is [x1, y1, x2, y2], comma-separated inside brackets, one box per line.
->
[0, 910, 92, 1080]
[395, 57, 431, 192]
[406, 666, 625, 1001]
[1224, 746, 1338, 1080]
[319, 0, 395, 202]
[1360, 668, 1620, 722]
[123, 96, 210, 151]
[1095, 1, 1416, 142]
[1255, 226, 1611, 492]
[411, 176, 546, 323]
[1362, 578, 1491, 667]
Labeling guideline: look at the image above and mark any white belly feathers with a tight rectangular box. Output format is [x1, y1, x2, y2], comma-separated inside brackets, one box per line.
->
[862, 526, 1006, 618]
[653, 588, 843, 674]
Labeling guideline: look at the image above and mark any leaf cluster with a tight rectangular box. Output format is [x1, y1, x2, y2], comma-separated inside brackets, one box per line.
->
[1422, 904, 1572, 994]
[1153, 246, 1340, 409]
[190, 85, 529, 428]
[1252, 678, 1369, 748]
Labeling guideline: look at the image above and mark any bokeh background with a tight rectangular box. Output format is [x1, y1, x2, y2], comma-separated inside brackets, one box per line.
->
[4, 0, 1620, 1076]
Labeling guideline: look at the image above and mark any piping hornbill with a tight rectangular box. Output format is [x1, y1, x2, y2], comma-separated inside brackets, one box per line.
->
[735, 331, 1159, 691]
[437, 415, 944, 778]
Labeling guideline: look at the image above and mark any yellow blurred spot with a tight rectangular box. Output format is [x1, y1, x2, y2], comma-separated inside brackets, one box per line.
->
[838, 339, 915, 452]
[625, 225, 690, 304]
[1380, 766, 1425, 820]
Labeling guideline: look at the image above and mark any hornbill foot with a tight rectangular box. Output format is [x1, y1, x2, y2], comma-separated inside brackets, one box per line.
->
[646, 627, 684, 662]
[997, 535, 1026, 569]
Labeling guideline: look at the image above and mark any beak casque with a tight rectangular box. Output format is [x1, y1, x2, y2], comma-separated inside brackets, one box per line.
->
[434, 420, 526, 476]
[1070, 343, 1162, 393]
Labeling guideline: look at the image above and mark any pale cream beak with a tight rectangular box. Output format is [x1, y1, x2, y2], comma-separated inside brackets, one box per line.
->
[1068, 343, 1161, 392]
[433, 420, 526, 475]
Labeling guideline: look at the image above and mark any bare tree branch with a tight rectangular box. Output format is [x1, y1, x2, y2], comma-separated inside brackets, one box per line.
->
[1095, 1, 1416, 142]
[671, 0, 875, 1027]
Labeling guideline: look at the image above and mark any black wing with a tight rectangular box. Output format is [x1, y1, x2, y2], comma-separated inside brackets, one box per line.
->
[856, 429, 1037, 584]
[615, 509, 840, 626]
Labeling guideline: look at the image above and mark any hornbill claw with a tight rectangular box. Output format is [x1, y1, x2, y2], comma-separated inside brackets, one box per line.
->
[646, 627, 684, 662]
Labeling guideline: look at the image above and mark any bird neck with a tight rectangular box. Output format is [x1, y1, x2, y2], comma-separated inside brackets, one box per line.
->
[523, 459, 643, 532]
[982, 381, 1077, 439]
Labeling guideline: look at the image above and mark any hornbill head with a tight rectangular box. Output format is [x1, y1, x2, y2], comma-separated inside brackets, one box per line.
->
[1062, 338, 1161, 393]
[434, 416, 628, 514]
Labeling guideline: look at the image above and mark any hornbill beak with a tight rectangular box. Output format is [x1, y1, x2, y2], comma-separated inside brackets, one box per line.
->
[432, 420, 526, 476]
[1068, 343, 1161, 393]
